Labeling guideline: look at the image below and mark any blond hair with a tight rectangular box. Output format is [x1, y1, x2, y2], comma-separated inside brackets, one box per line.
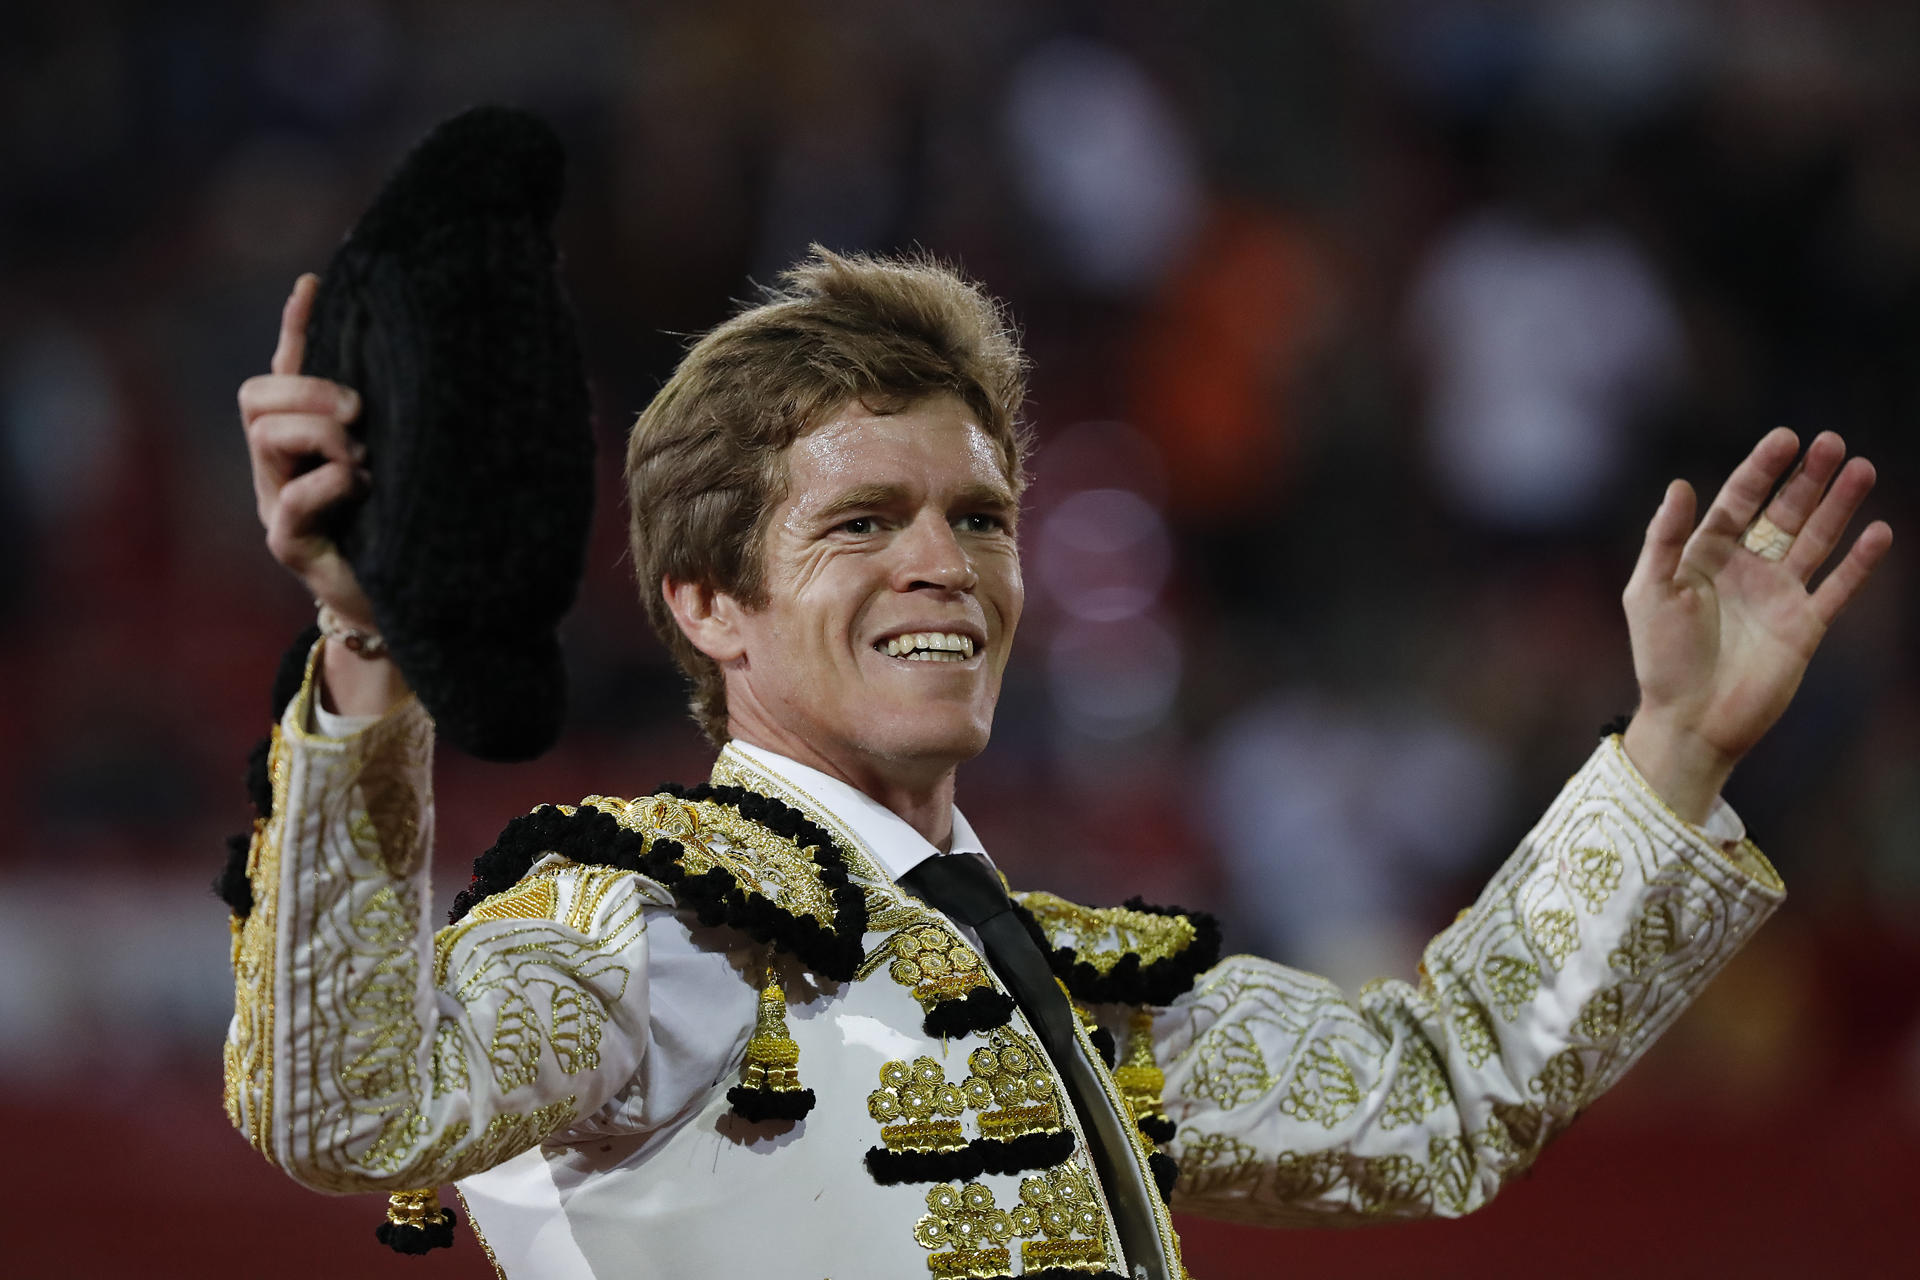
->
[625, 247, 1029, 742]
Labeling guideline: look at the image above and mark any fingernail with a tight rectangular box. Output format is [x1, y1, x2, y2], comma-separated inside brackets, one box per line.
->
[350, 440, 368, 462]
[338, 388, 360, 417]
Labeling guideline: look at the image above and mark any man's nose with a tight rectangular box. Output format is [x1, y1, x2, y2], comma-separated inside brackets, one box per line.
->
[894, 513, 977, 593]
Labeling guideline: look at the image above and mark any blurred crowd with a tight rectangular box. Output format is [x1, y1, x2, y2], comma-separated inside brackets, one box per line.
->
[1, 0, 1916, 1170]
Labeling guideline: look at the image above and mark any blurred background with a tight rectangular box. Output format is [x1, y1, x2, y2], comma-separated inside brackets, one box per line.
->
[1, 0, 1915, 1275]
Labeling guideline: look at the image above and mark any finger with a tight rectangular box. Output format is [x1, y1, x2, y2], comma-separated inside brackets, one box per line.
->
[1684, 427, 1800, 576]
[1628, 478, 1695, 594]
[270, 273, 319, 376]
[239, 372, 359, 426]
[1784, 455, 1877, 582]
[1809, 520, 1893, 627]
[1754, 431, 1846, 537]
[268, 460, 366, 562]
[248, 412, 364, 482]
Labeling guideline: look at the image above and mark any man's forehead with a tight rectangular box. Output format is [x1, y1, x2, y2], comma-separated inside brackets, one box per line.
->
[785, 405, 1017, 506]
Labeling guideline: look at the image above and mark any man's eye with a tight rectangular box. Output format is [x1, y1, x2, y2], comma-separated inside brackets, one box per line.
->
[957, 513, 1005, 533]
[839, 516, 877, 535]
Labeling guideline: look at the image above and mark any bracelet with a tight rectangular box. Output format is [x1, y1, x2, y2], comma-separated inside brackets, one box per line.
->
[316, 602, 390, 658]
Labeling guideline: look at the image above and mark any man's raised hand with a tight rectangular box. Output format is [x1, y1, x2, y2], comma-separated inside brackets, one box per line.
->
[1622, 427, 1892, 823]
[239, 274, 409, 715]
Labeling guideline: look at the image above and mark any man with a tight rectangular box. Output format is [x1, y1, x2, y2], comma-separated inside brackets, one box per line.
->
[228, 250, 1888, 1278]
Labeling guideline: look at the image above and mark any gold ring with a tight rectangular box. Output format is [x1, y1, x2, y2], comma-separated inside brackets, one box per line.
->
[1740, 514, 1794, 562]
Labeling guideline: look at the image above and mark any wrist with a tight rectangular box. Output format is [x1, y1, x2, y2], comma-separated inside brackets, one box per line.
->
[1620, 712, 1737, 826]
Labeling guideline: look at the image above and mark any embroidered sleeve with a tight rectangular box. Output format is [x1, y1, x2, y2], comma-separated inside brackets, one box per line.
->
[222, 645, 667, 1193]
[1157, 736, 1784, 1226]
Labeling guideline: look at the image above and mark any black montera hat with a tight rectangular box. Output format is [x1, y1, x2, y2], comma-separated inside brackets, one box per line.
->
[300, 105, 593, 761]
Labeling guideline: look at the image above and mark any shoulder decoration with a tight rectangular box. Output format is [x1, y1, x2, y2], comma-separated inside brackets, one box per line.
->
[1011, 892, 1221, 1008]
[858, 900, 1019, 1040]
[451, 782, 867, 983]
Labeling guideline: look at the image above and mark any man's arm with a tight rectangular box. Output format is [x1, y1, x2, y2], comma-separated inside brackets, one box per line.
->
[1155, 735, 1780, 1224]
[223, 646, 665, 1192]
[1154, 432, 1887, 1222]
[224, 276, 670, 1192]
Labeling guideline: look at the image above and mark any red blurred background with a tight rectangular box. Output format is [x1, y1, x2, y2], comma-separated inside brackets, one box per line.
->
[2, 2, 1915, 1275]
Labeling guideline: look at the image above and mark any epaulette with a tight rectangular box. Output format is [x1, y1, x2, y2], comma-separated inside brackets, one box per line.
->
[1011, 892, 1221, 1008]
[450, 781, 867, 982]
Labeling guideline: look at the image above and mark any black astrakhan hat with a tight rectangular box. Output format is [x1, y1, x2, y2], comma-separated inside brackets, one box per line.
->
[301, 105, 593, 761]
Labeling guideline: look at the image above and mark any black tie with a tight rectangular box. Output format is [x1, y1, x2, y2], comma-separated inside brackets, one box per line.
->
[897, 853, 1169, 1280]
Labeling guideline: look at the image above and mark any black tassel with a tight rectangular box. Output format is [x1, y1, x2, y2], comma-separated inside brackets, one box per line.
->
[922, 987, 1017, 1039]
[214, 829, 255, 917]
[375, 1191, 457, 1254]
[1149, 1151, 1180, 1203]
[726, 1085, 816, 1121]
[1600, 713, 1631, 738]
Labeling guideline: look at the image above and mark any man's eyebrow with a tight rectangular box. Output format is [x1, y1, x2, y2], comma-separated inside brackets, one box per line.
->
[807, 481, 1019, 523]
[810, 483, 905, 522]
[954, 481, 1017, 511]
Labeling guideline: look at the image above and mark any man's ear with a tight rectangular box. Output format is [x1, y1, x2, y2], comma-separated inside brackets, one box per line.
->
[663, 576, 749, 665]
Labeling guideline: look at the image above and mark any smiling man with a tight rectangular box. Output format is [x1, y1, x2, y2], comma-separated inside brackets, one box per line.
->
[227, 249, 1888, 1279]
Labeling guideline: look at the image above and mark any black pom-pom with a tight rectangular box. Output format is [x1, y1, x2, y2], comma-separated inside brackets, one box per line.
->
[1148, 1151, 1180, 1203]
[922, 988, 1017, 1039]
[726, 1085, 816, 1122]
[214, 830, 255, 917]
[1599, 713, 1631, 738]
[864, 1128, 1076, 1186]
[1090, 1026, 1117, 1068]
[1137, 1114, 1177, 1146]
[374, 1207, 457, 1254]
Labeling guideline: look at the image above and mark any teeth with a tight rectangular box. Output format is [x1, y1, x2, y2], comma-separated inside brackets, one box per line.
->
[878, 632, 977, 659]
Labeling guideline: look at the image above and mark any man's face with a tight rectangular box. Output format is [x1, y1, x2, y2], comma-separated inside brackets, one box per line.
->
[715, 394, 1023, 785]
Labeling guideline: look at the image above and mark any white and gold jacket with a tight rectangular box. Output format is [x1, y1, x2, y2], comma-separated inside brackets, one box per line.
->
[224, 657, 1785, 1278]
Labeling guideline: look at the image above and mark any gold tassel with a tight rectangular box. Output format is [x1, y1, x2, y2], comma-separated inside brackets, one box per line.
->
[742, 980, 801, 1091]
[728, 977, 815, 1120]
[1112, 1009, 1170, 1133]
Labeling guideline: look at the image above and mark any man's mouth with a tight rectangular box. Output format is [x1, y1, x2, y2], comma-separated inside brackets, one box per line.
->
[874, 632, 977, 663]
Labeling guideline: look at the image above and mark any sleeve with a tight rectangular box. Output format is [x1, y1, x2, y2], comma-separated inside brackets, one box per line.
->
[1155, 736, 1785, 1226]
[221, 647, 672, 1195]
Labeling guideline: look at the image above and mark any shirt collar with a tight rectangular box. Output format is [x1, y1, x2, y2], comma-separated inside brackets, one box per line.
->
[719, 741, 986, 882]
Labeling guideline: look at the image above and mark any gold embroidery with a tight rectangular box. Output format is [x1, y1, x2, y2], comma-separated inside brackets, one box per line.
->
[1010, 1165, 1110, 1274]
[1568, 844, 1623, 912]
[548, 987, 603, 1075]
[1189, 1020, 1279, 1109]
[857, 920, 994, 1013]
[1377, 1038, 1447, 1130]
[589, 793, 839, 925]
[1574, 984, 1625, 1041]
[1016, 891, 1197, 975]
[472, 877, 559, 924]
[465, 1096, 578, 1172]
[1112, 1009, 1169, 1131]
[224, 725, 290, 1158]
[1279, 1041, 1361, 1129]
[430, 1022, 469, 1098]
[1452, 1000, 1497, 1070]
[915, 1182, 1015, 1277]
[1609, 900, 1677, 976]
[1481, 954, 1541, 1020]
[488, 993, 543, 1092]
[870, 1057, 967, 1153]
[1527, 907, 1579, 967]
[966, 1028, 1062, 1142]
